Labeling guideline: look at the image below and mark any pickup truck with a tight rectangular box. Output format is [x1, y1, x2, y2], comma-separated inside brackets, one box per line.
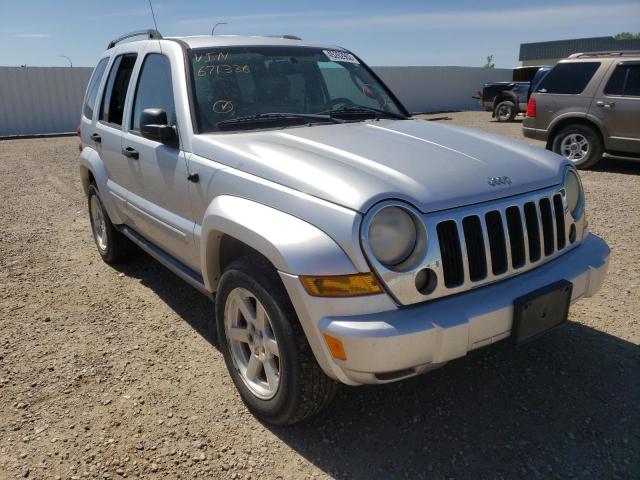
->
[477, 66, 550, 122]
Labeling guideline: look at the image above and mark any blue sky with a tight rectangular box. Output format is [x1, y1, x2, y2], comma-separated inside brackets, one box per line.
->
[1, 0, 639, 68]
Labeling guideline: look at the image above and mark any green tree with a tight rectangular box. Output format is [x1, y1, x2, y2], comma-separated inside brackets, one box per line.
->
[484, 54, 495, 69]
[614, 32, 640, 40]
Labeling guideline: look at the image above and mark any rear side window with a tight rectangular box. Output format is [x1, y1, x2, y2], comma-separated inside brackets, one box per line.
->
[605, 64, 640, 97]
[627, 66, 640, 96]
[83, 57, 109, 119]
[537, 62, 600, 95]
[100, 53, 138, 126]
[131, 54, 176, 131]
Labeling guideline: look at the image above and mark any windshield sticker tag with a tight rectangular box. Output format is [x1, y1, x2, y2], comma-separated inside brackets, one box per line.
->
[323, 50, 359, 64]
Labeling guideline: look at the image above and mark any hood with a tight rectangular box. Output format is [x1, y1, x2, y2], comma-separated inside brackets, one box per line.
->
[192, 119, 567, 213]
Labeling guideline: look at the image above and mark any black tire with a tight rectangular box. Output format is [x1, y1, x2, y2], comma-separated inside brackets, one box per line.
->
[215, 256, 338, 425]
[494, 100, 517, 122]
[87, 184, 132, 264]
[551, 124, 603, 169]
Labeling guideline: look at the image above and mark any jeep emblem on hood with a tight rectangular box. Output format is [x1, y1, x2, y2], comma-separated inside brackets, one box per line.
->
[487, 176, 512, 187]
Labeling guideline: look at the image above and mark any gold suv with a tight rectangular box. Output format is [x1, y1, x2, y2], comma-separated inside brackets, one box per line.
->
[523, 51, 640, 169]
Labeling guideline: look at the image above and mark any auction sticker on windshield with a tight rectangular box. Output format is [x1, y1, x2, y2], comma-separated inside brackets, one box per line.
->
[323, 50, 359, 64]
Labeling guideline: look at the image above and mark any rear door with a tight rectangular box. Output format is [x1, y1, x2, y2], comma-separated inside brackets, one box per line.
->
[591, 61, 640, 154]
[80, 56, 109, 150]
[94, 53, 138, 215]
[532, 61, 603, 129]
[121, 46, 196, 268]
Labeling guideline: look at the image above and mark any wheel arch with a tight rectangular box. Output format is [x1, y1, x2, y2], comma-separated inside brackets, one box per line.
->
[79, 148, 124, 224]
[546, 116, 606, 150]
[79, 165, 95, 195]
[492, 92, 518, 110]
[200, 195, 358, 293]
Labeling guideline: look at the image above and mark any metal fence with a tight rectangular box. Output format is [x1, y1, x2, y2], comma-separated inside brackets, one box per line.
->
[0, 65, 511, 137]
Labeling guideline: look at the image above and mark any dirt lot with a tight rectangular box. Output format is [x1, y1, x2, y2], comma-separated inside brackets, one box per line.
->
[1, 112, 638, 479]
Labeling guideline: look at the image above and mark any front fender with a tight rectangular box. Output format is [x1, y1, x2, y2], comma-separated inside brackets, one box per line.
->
[79, 147, 124, 225]
[200, 195, 358, 292]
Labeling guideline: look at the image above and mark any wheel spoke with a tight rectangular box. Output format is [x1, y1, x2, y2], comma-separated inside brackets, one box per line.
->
[234, 291, 256, 325]
[255, 303, 268, 330]
[229, 326, 250, 344]
[263, 358, 279, 390]
[264, 337, 279, 357]
[245, 355, 261, 381]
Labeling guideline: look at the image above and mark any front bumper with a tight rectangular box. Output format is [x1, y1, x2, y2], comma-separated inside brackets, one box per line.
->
[281, 234, 609, 385]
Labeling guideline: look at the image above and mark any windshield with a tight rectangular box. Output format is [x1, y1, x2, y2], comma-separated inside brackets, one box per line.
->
[188, 46, 406, 133]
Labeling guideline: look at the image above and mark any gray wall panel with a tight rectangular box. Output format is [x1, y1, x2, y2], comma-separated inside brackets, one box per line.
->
[0, 67, 92, 136]
[373, 66, 511, 113]
[0, 65, 511, 136]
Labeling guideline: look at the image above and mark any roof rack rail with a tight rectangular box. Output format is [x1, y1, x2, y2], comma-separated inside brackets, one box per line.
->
[107, 29, 163, 49]
[568, 50, 640, 58]
[266, 34, 302, 40]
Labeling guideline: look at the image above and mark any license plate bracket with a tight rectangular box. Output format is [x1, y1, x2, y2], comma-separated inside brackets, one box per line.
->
[513, 280, 573, 344]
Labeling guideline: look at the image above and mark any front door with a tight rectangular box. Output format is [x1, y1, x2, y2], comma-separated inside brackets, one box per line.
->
[591, 61, 640, 154]
[121, 51, 197, 269]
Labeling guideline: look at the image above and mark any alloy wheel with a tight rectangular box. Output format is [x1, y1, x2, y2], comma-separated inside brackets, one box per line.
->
[497, 104, 512, 121]
[560, 133, 590, 163]
[224, 287, 281, 400]
[90, 194, 108, 252]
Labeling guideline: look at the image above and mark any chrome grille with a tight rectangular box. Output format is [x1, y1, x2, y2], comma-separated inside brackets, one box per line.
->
[361, 185, 584, 307]
[435, 192, 567, 288]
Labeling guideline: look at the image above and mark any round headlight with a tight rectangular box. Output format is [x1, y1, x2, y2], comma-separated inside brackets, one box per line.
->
[565, 169, 584, 217]
[368, 206, 417, 266]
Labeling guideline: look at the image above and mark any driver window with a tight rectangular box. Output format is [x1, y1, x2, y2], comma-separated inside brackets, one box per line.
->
[131, 53, 176, 131]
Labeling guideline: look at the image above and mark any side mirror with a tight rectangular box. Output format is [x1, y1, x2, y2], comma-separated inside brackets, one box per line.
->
[140, 108, 178, 147]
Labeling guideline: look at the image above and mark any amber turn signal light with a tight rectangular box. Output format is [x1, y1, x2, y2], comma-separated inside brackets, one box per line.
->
[299, 273, 382, 297]
[323, 334, 347, 361]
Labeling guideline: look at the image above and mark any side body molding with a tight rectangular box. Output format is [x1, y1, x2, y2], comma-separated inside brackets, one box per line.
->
[200, 195, 358, 292]
[79, 147, 125, 225]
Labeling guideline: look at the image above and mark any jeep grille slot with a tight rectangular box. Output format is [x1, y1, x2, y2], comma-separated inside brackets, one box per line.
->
[436, 221, 464, 288]
[523, 202, 541, 262]
[505, 206, 526, 268]
[462, 216, 487, 281]
[553, 194, 566, 250]
[539, 197, 555, 256]
[485, 211, 508, 275]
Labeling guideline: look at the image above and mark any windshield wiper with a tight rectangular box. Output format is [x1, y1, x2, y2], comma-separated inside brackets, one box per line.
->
[217, 113, 344, 131]
[319, 105, 408, 120]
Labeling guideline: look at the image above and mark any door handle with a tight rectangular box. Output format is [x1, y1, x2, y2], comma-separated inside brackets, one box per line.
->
[90, 133, 101, 143]
[122, 146, 139, 160]
[187, 173, 199, 183]
[596, 101, 615, 109]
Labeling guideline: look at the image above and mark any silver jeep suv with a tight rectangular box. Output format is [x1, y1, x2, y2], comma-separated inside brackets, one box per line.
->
[79, 30, 610, 424]
[523, 51, 640, 169]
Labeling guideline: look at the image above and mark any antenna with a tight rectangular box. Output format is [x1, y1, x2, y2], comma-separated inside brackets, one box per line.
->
[147, 0, 159, 31]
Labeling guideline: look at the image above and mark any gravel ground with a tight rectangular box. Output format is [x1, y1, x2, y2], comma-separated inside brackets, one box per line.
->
[1, 112, 638, 479]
